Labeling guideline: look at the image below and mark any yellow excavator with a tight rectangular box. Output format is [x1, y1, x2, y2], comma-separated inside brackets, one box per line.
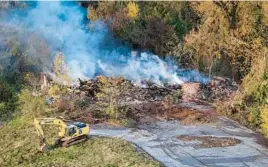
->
[34, 117, 90, 152]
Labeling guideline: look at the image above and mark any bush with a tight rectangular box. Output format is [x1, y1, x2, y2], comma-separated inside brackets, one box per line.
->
[18, 89, 52, 118]
[221, 51, 268, 134]
[0, 78, 18, 121]
[261, 107, 268, 137]
[48, 84, 68, 99]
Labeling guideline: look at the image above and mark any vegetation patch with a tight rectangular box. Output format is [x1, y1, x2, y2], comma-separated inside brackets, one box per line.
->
[0, 89, 161, 167]
[0, 77, 19, 121]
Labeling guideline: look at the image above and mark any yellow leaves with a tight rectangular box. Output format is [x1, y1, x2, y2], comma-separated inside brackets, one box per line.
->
[261, 106, 268, 137]
[87, 2, 117, 21]
[186, 1, 268, 79]
[235, 2, 256, 37]
[53, 52, 71, 86]
[242, 52, 267, 98]
[190, 1, 216, 16]
[127, 2, 139, 19]
[48, 85, 61, 98]
[18, 89, 48, 117]
[54, 53, 64, 75]
[96, 76, 119, 119]
[48, 84, 68, 99]
[261, 2, 268, 25]
[252, 37, 264, 50]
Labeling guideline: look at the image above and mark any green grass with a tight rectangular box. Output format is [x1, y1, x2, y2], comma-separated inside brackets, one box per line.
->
[0, 122, 160, 167]
[0, 89, 161, 167]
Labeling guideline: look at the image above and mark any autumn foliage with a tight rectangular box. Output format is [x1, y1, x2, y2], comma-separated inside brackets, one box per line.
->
[86, 1, 268, 136]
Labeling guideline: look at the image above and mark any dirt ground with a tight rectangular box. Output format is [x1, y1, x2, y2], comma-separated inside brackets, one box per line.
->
[130, 101, 217, 125]
[177, 135, 241, 148]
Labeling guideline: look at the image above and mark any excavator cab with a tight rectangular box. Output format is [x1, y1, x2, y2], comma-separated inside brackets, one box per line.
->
[34, 117, 90, 152]
[67, 125, 78, 136]
[67, 122, 87, 136]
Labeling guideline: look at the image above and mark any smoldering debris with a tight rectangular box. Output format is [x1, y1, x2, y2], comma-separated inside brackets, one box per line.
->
[201, 76, 239, 102]
[69, 76, 181, 102]
[61, 76, 217, 124]
[45, 75, 238, 125]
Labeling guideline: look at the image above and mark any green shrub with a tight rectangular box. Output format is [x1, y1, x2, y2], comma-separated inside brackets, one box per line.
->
[18, 88, 55, 118]
[222, 52, 268, 134]
[171, 90, 181, 104]
[261, 107, 268, 137]
[48, 84, 68, 99]
[0, 78, 18, 121]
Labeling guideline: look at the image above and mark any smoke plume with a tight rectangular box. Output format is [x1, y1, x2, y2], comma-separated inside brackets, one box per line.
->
[1, 1, 209, 85]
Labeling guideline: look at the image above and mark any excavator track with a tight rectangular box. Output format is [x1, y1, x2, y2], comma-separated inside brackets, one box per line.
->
[61, 135, 88, 147]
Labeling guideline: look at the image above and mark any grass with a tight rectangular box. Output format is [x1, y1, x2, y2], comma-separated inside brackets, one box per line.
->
[0, 89, 161, 167]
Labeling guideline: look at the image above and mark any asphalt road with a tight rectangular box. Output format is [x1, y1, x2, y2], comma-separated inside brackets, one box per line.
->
[90, 117, 268, 167]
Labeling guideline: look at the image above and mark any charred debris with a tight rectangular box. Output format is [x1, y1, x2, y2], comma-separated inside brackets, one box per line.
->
[40, 74, 238, 125]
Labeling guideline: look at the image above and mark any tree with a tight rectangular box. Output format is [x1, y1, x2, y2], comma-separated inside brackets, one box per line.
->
[185, 1, 268, 79]
[53, 52, 71, 86]
[213, 1, 239, 30]
[86, 1, 196, 56]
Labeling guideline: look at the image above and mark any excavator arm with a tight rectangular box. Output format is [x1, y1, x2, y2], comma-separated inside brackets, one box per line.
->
[34, 118, 68, 152]
[34, 118, 46, 142]
[34, 118, 68, 137]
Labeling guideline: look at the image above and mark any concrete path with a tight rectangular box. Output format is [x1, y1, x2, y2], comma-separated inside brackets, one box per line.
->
[90, 117, 268, 167]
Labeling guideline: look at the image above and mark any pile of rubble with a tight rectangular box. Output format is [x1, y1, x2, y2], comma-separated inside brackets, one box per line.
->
[68, 75, 238, 103]
[130, 84, 180, 102]
[201, 76, 238, 102]
[60, 75, 238, 124]
[69, 76, 180, 102]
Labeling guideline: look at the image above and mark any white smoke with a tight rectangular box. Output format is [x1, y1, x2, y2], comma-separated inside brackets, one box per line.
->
[97, 53, 184, 85]
[2, 1, 209, 85]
